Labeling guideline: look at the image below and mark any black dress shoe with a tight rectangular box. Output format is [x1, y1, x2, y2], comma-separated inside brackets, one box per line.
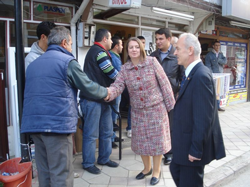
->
[164, 155, 172, 165]
[113, 123, 119, 131]
[218, 108, 225, 111]
[83, 165, 101, 174]
[114, 137, 124, 142]
[98, 160, 119, 167]
[150, 172, 161, 185]
[112, 142, 118, 149]
[136, 168, 152, 180]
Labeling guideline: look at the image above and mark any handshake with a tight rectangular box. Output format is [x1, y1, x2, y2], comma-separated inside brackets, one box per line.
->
[104, 88, 110, 101]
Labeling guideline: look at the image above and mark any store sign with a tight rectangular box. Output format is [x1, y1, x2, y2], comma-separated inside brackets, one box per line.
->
[222, 0, 250, 23]
[228, 91, 247, 105]
[109, 0, 142, 8]
[36, 4, 66, 15]
[33, 2, 73, 23]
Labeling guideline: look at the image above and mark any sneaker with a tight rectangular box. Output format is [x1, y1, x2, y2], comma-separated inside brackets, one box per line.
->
[127, 130, 132, 138]
[74, 172, 79, 178]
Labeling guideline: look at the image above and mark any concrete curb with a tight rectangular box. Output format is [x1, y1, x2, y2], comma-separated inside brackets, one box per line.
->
[204, 151, 250, 187]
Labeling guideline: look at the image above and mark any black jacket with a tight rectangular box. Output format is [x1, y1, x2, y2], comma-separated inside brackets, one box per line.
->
[150, 46, 184, 95]
[79, 44, 114, 104]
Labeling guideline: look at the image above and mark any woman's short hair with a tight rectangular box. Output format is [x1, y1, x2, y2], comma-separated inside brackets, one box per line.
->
[125, 37, 146, 62]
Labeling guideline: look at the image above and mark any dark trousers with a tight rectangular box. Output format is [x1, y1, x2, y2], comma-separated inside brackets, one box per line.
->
[170, 159, 204, 187]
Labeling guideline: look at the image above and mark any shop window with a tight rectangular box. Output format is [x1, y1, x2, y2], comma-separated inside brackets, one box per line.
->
[221, 41, 247, 90]
[0, 0, 30, 19]
[10, 22, 38, 47]
[94, 9, 138, 25]
[168, 22, 188, 32]
[108, 13, 138, 24]
[141, 17, 165, 28]
[33, 1, 73, 23]
[219, 30, 248, 39]
[0, 21, 6, 71]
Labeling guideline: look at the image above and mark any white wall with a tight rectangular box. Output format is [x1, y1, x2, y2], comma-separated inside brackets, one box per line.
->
[77, 46, 90, 68]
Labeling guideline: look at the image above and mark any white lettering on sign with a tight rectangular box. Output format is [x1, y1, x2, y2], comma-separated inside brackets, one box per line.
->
[111, 0, 128, 5]
[109, 0, 141, 8]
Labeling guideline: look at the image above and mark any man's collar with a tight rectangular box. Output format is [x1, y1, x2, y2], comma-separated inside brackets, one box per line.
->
[185, 59, 201, 77]
[159, 44, 172, 54]
[94, 42, 111, 57]
[110, 50, 120, 57]
[212, 49, 219, 54]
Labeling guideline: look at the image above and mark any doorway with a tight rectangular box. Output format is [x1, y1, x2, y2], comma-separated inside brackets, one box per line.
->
[0, 21, 8, 161]
[96, 24, 136, 64]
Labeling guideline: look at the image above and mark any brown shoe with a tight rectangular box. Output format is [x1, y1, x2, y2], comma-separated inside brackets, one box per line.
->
[218, 108, 225, 111]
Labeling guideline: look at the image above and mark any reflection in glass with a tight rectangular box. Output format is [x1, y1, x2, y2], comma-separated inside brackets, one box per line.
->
[222, 42, 247, 90]
[0, 0, 30, 19]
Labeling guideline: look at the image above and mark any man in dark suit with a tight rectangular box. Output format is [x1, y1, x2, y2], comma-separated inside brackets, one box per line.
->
[170, 33, 226, 187]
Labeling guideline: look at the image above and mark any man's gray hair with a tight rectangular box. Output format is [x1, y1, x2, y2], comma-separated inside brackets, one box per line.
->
[48, 26, 71, 46]
[179, 33, 201, 57]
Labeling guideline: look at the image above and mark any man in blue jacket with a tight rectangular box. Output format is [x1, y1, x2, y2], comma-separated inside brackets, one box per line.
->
[21, 26, 109, 187]
[205, 41, 227, 111]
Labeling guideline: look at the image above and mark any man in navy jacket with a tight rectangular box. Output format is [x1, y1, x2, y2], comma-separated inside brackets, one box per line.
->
[170, 33, 226, 187]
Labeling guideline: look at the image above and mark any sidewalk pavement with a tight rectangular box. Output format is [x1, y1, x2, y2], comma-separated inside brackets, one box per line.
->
[32, 102, 250, 187]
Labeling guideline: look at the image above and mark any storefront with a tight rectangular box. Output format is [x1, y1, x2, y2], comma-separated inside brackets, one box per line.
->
[199, 25, 250, 106]
[1, 0, 247, 159]
[0, 0, 76, 160]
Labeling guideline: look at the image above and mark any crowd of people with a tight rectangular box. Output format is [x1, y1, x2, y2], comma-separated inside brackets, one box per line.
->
[21, 21, 226, 187]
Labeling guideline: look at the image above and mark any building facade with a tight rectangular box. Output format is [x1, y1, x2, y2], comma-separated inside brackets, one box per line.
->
[0, 0, 249, 160]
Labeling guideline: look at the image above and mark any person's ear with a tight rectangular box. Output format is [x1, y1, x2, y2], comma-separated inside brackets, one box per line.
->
[40, 34, 47, 41]
[61, 39, 67, 49]
[188, 46, 194, 55]
[103, 37, 108, 43]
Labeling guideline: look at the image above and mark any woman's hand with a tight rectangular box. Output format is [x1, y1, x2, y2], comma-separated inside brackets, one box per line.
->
[104, 88, 110, 101]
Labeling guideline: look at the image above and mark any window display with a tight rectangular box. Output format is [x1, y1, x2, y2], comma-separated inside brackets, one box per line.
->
[221, 41, 247, 90]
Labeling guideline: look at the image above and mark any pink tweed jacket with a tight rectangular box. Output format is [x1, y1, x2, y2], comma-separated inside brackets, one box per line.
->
[108, 56, 175, 111]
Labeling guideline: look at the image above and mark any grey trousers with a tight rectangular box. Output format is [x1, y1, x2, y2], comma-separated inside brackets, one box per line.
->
[31, 133, 74, 187]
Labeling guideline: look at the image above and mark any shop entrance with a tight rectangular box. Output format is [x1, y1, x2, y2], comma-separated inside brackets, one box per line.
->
[0, 21, 8, 161]
[96, 24, 136, 64]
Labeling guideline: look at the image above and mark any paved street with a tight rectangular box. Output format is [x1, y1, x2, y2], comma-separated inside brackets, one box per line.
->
[219, 165, 250, 187]
[32, 102, 250, 187]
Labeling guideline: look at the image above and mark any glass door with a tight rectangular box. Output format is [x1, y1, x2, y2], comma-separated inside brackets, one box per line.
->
[7, 47, 30, 158]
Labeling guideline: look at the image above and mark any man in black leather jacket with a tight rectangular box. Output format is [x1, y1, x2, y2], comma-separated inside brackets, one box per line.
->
[150, 28, 184, 165]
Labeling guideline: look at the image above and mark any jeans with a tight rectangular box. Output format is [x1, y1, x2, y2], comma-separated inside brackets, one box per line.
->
[126, 105, 131, 131]
[111, 95, 121, 123]
[80, 99, 112, 168]
[111, 131, 116, 142]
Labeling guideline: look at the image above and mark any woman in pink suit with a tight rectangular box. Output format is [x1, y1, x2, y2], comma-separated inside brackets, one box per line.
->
[106, 37, 175, 185]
